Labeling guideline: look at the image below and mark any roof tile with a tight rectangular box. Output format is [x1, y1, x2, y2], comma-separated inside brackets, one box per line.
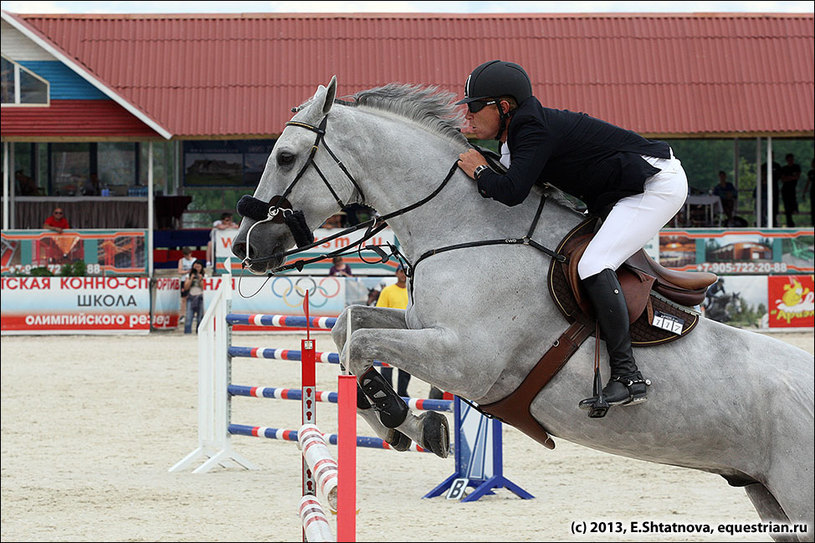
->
[5, 12, 814, 138]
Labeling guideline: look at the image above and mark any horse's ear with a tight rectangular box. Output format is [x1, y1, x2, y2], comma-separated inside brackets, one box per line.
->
[322, 75, 337, 115]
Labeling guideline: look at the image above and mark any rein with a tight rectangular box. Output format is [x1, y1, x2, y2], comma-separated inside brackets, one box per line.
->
[238, 113, 565, 281]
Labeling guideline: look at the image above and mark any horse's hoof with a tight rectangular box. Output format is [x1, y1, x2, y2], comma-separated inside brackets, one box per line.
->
[387, 429, 412, 452]
[419, 411, 450, 458]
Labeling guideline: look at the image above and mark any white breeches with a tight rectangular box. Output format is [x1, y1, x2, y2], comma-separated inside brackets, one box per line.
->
[578, 152, 688, 279]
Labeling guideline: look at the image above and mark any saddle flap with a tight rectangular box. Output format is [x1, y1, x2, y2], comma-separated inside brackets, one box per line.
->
[565, 235, 654, 324]
[618, 267, 656, 324]
[625, 249, 718, 306]
[564, 235, 592, 313]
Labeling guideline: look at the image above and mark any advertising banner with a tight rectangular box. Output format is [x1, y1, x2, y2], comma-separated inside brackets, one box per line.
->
[1, 229, 148, 276]
[152, 276, 183, 330]
[213, 227, 401, 276]
[767, 275, 814, 329]
[660, 229, 813, 275]
[1, 276, 151, 334]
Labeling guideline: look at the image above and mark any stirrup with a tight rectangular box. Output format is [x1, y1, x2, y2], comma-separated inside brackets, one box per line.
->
[579, 395, 609, 418]
[580, 374, 651, 415]
[578, 358, 610, 418]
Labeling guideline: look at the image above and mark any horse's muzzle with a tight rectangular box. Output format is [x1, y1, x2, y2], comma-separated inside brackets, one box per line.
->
[231, 224, 287, 275]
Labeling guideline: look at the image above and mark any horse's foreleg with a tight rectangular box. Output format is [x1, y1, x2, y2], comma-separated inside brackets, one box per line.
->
[331, 306, 416, 452]
[331, 305, 409, 357]
[344, 324, 461, 459]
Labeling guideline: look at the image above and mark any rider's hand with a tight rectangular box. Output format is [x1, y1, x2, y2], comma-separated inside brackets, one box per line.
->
[457, 149, 487, 179]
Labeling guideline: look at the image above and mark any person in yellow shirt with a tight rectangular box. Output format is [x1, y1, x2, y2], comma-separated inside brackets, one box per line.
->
[376, 265, 412, 397]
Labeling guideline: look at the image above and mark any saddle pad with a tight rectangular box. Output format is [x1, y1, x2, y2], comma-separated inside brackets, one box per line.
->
[547, 221, 701, 347]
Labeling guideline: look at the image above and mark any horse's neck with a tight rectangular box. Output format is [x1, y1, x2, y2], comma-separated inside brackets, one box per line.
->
[370, 154, 578, 260]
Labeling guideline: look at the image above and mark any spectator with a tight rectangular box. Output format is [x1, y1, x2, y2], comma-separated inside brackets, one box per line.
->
[376, 265, 412, 397]
[81, 173, 101, 196]
[779, 153, 801, 227]
[328, 255, 353, 277]
[207, 212, 239, 266]
[43, 208, 70, 233]
[366, 285, 382, 306]
[183, 259, 206, 334]
[321, 212, 346, 229]
[15, 169, 37, 196]
[177, 247, 197, 322]
[759, 159, 781, 226]
[712, 170, 737, 225]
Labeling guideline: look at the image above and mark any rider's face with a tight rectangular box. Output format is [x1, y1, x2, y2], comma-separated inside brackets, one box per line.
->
[465, 102, 501, 140]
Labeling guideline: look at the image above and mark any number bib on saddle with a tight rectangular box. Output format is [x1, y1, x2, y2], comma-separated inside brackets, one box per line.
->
[652, 310, 685, 335]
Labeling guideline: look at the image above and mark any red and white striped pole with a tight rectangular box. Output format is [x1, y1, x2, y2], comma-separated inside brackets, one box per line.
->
[301, 290, 316, 541]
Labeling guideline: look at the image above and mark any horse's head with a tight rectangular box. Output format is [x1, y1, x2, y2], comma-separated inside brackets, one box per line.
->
[233, 76, 361, 274]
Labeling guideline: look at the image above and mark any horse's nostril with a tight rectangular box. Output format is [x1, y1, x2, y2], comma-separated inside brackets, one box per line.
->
[232, 241, 247, 259]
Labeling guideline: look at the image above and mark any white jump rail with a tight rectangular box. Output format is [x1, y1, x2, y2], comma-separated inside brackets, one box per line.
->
[169, 261, 258, 473]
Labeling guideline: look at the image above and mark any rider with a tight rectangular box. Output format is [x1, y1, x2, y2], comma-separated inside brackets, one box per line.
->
[704, 277, 726, 310]
[455, 60, 688, 410]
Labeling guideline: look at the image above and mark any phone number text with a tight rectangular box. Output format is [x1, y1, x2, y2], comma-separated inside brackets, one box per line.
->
[697, 262, 787, 274]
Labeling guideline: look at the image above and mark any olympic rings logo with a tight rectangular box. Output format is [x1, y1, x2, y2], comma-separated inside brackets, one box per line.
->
[270, 276, 342, 308]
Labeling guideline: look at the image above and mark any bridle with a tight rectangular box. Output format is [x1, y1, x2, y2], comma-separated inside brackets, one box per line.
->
[238, 115, 366, 253]
[281, 117, 367, 210]
[238, 113, 461, 273]
[237, 113, 565, 281]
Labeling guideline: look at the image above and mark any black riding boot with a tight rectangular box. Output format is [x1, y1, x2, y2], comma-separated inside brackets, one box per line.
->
[580, 268, 649, 407]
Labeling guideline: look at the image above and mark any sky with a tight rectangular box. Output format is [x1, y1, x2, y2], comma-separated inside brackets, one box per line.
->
[2, 0, 813, 14]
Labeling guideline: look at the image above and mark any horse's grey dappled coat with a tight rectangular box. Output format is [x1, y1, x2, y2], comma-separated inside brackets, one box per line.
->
[233, 77, 814, 541]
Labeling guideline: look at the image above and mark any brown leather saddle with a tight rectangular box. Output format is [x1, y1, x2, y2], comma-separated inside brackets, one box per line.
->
[480, 218, 718, 449]
[549, 217, 717, 345]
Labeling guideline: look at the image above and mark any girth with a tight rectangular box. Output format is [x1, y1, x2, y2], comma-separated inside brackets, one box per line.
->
[480, 322, 592, 449]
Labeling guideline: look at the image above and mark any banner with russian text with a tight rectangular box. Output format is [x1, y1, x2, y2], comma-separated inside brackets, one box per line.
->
[213, 228, 401, 276]
[0, 276, 151, 334]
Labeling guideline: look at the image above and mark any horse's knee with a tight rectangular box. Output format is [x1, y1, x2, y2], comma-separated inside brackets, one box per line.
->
[330, 310, 349, 349]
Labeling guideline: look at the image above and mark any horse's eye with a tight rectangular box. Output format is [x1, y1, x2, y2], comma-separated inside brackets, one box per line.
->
[277, 152, 295, 166]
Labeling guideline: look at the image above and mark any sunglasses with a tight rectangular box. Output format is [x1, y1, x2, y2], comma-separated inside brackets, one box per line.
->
[54, 211, 63, 215]
[467, 100, 496, 113]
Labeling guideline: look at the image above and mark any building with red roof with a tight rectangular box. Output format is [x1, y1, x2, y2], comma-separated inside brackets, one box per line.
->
[1, 10, 813, 232]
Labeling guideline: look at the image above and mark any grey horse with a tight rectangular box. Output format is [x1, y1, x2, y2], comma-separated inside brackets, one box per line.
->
[232, 77, 814, 540]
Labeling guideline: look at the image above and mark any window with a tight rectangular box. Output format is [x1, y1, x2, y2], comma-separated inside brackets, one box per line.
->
[98, 142, 137, 190]
[182, 140, 275, 187]
[1, 56, 49, 106]
[50, 143, 90, 196]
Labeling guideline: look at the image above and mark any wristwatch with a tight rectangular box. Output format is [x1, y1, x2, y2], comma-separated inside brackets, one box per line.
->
[473, 164, 490, 179]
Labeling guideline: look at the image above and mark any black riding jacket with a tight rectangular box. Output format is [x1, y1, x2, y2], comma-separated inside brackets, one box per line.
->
[475, 97, 671, 215]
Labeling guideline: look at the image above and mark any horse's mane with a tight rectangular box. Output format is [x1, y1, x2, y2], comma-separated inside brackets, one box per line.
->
[541, 185, 588, 217]
[303, 83, 585, 216]
[335, 84, 469, 147]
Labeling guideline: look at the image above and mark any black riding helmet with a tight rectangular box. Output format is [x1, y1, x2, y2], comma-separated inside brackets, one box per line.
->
[456, 60, 533, 141]
[456, 60, 533, 106]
